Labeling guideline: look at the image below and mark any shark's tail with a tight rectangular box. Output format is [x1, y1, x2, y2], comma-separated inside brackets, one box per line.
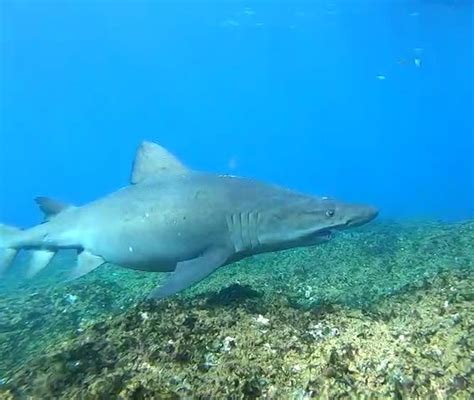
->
[0, 197, 88, 279]
[0, 196, 69, 278]
[0, 224, 22, 276]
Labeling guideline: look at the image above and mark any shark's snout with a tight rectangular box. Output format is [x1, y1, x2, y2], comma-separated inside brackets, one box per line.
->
[345, 205, 378, 228]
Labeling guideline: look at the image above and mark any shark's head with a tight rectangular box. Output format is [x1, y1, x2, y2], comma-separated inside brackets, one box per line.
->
[257, 195, 378, 250]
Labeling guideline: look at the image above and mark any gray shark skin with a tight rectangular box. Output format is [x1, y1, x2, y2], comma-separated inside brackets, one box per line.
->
[0, 141, 378, 299]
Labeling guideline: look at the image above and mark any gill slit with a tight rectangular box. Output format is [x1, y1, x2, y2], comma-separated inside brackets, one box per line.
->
[227, 211, 261, 253]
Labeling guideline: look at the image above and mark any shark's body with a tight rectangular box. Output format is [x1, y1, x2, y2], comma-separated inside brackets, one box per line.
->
[0, 141, 378, 299]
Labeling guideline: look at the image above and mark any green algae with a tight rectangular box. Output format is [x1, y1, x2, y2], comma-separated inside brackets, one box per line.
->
[0, 219, 472, 398]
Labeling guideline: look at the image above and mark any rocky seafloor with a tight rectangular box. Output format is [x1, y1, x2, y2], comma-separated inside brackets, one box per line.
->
[0, 220, 472, 399]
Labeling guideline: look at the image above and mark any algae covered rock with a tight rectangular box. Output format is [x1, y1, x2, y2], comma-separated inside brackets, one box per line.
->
[2, 268, 473, 399]
[0, 220, 473, 398]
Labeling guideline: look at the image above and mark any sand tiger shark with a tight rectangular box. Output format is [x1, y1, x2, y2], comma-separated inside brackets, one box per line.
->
[0, 141, 378, 299]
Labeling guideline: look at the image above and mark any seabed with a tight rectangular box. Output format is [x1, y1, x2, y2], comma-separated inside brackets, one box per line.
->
[0, 220, 472, 399]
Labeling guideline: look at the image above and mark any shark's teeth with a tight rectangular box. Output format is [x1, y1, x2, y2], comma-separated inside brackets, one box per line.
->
[26, 249, 56, 278]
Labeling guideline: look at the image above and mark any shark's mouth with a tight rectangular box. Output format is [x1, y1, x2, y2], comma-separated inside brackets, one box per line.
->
[306, 229, 334, 242]
[318, 229, 334, 240]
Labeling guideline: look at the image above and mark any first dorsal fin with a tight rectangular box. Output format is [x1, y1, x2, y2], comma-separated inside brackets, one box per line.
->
[35, 197, 72, 221]
[130, 141, 189, 184]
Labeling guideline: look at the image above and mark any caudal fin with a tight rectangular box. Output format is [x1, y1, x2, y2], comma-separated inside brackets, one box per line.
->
[0, 224, 21, 276]
[0, 197, 76, 279]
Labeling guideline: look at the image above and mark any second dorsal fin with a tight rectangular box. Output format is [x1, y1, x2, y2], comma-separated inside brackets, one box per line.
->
[130, 141, 189, 184]
[35, 197, 72, 221]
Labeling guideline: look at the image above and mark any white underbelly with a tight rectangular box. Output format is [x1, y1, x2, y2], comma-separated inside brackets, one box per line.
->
[84, 224, 209, 272]
[77, 199, 228, 271]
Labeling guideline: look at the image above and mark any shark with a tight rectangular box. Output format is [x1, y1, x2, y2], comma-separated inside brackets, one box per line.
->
[0, 141, 378, 299]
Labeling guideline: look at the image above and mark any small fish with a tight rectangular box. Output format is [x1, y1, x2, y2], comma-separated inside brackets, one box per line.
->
[376, 75, 387, 80]
[243, 7, 255, 16]
[221, 19, 240, 28]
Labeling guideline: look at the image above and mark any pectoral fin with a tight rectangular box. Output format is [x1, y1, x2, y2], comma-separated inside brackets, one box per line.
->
[148, 247, 230, 300]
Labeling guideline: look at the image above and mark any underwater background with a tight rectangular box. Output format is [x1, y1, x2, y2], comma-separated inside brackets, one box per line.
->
[0, 0, 473, 399]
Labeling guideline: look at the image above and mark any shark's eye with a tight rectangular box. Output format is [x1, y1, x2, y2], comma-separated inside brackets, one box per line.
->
[325, 209, 335, 217]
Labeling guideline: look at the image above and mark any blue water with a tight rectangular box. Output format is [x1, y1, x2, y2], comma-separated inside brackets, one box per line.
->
[1, 0, 472, 227]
